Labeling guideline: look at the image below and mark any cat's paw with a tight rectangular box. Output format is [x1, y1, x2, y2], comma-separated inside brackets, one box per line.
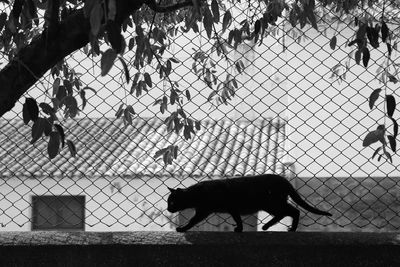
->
[234, 226, 243, 233]
[176, 227, 186, 233]
[287, 226, 297, 232]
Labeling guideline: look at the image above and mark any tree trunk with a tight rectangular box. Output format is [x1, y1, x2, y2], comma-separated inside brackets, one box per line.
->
[0, 1, 143, 118]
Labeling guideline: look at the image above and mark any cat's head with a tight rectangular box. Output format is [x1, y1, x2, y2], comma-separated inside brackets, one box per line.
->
[167, 187, 186, 213]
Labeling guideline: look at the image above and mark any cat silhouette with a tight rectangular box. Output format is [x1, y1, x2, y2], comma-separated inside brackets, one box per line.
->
[167, 174, 332, 232]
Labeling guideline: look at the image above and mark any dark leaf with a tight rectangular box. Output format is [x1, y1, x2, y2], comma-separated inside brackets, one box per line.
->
[222, 11, 232, 33]
[355, 49, 361, 65]
[119, 56, 130, 83]
[136, 81, 143, 97]
[124, 109, 133, 125]
[132, 72, 140, 86]
[51, 98, 60, 111]
[39, 102, 54, 115]
[195, 120, 201, 131]
[356, 23, 367, 40]
[348, 39, 358, 46]
[54, 124, 65, 148]
[289, 7, 298, 27]
[211, 0, 219, 23]
[330, 36, 337, 50]
[66, 139, 77, 157]
[254, 19, 261, 36]
[203, 7, 213, 39]
[387, 43, 392, 58]
[306, 8, 318, 30]
[363, 47, 370, 67]
[164, 60, 172, 76]
[208, 90, 218, 101]
[144, 72, 152, 87]
[154, 148, 167, 159]
[80, 90, 87, 110]
[366, 26, 379, 48]
[115, 104, 124, 118]
[388, 74, 398, 84]
[177, 109, 186, 120]
[186, 90, 191, 101]
[31, 117, 46, 144]
[381, 21, 389, 43]
[372, 146, 382, 159]
[169, 89, 177, 105]
[391, 117, 398, 137]
[163, 150, 170, 165]
[43, 118, 52, 137]
[101, 48, 117, 76]
[56, 85, 66, 101]
[384, 150, 393, 163]
[386, 94, 396, 118]
[362, 127, 385, 147]
[64, 80, 73, 96]
[61, 96, 79, 118]
[183, 125, 191, 140]
[388, 135, 397, 152]
[53, 77, 60, 97]
[22, 102, 31, 125]
[0, 13, 7, 32]
[128, 37, 135, 50]
[23, 98, 39, 123]
[231, 78, 238, 88]
[126, 105, 135, 114]
[369, 89, 381, 109]
[169, 57, 180, 63]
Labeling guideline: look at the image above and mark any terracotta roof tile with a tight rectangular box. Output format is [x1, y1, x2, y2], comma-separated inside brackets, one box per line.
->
[0, 117, 286, 179]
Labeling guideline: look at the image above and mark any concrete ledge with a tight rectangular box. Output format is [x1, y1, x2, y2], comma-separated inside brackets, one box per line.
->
[1, 232, 400, 266]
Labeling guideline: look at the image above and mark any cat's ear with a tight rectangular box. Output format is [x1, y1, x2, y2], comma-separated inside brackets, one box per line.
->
[167, 186, 175, 192]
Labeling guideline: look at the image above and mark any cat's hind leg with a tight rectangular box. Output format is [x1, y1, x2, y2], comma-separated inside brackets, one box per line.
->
[262, 214, 285, 231]
[176, 210, 210, 232]
[262, 204, 300, 231]
[285, 204, 300, 232]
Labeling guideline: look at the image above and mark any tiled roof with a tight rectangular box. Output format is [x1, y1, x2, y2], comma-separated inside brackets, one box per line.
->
[0, 117, 286, 179]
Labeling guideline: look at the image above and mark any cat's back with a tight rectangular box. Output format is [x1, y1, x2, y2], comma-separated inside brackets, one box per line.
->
[184, 174, 291, 195]
[226, 174, 290, 189]
[189, 174, 290, 193]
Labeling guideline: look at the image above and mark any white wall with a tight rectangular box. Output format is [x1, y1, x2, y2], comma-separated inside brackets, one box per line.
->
[0, 176, 176, 231]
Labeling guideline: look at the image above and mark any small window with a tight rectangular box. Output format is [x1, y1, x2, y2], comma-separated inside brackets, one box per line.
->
[32, 195, 85, 231]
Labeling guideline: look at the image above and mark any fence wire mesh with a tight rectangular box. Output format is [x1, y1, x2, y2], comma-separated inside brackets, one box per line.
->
[1, 1, 400, 232]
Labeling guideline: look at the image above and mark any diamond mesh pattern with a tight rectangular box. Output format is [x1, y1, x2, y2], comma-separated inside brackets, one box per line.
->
[0, 3, 400, 232]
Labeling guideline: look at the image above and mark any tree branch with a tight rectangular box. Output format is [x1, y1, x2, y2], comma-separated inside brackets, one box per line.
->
[0, 0, 144, 118]
[146, 0, 193, 13]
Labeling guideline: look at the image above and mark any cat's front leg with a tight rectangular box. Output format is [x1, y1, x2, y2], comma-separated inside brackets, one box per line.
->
[230, 212, 243, 232]
[176, 210, 209, 232]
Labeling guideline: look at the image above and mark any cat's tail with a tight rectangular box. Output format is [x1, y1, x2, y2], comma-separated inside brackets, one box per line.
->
[289, 187, 332, 216]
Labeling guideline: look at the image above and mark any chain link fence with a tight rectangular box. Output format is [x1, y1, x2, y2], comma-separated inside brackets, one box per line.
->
[1, 1, 400, 232]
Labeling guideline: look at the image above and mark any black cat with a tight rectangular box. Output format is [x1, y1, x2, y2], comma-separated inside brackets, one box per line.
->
[167, 174, 332, 232]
